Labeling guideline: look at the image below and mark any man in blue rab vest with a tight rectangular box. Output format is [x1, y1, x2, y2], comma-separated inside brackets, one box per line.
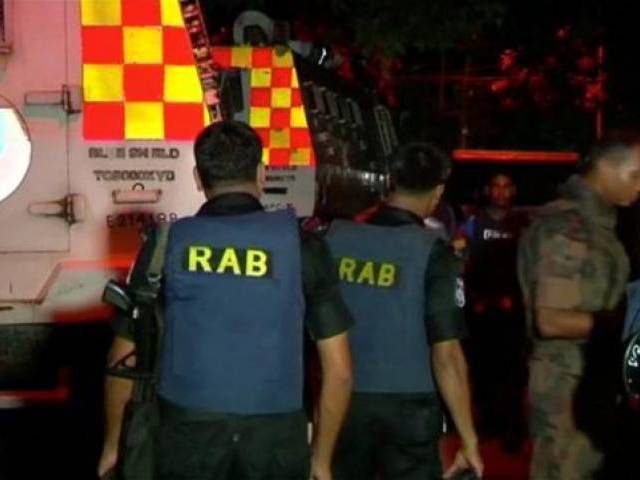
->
[329, 143, 483, 480]
[98, 121, 353, 480]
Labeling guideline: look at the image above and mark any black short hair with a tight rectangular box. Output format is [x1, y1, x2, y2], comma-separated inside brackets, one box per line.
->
[390, 142, 451, 193]
[578, 127, 640, 174]
[194, 120, 263, 189]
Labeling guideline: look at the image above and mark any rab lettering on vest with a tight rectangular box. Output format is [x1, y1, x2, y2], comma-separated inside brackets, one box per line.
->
[186, 246, 272, 278]
[338, 257, 398, 287]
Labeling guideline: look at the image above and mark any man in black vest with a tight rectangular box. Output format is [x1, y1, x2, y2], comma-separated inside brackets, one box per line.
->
[98, 121, 353, 480]
[458, 172, 529, 451]
[328, 143, 482, 479]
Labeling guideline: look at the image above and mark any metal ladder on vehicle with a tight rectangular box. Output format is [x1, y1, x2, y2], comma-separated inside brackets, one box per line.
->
[177, 0, 224, 123]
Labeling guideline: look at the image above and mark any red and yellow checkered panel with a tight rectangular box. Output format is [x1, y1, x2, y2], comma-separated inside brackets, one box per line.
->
[81, 0, 208, 140]
[212, 47, 315, 166]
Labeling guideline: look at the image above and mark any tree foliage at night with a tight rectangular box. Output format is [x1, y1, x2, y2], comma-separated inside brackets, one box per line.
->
[205, 0, 506, 55]
[201, 0, 638, 150]
[328, 0, 506, 55]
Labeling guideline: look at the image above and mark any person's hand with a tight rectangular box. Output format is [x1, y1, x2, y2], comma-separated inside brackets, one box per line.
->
[97, 443, 118, 479]
[443, 441, 483, 479]
[309, 456, 332, 480]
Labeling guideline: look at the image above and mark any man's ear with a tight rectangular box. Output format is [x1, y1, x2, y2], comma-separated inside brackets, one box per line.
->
[434, 184, 445, 204]
[256, 163, 266, 193]
[425, 184, 445, 217]
[193, 166, 204, 192]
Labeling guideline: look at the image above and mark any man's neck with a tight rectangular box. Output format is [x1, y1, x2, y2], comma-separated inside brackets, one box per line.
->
[486, 205, 509, 221]
[387, 192, 432, 219]
[580, 173, 613, 207]
[205, 182, 260, 200]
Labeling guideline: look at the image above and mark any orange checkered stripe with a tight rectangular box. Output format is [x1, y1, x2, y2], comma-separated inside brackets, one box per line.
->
[81, 0, 208, 140]
[212, 47, 315, 167]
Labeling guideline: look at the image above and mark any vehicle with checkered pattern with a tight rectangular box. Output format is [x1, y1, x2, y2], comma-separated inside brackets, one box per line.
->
[0, 0, 397, 407]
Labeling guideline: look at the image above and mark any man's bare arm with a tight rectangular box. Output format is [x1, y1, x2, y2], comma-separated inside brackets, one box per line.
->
[536, 307, 594, 339]
[312, 332, 353, 477]
[432, 339, 483, 478]
[97, 336, 135, 477]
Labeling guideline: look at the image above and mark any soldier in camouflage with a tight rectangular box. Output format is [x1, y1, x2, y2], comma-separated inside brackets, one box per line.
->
[518, 135, 640, 479]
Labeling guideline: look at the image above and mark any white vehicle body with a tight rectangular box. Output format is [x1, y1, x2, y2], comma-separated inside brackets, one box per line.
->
[0, 0, 314, 402]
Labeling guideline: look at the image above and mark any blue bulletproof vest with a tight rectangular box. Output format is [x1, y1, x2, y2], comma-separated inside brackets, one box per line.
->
[158, 209, 305, 414]
[326, 219, 437, 393]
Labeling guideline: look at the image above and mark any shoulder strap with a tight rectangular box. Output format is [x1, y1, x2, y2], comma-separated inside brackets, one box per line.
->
[148, 223, 170, 386]
[130, 223, 171, 399]
[147, 222, 170, 283]
[107, 224, 171, 386]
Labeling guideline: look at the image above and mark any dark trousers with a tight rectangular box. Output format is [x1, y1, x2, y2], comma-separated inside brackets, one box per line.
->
[156, 401, 309, 480]
[333, 393, 443, 480]
[466, 306, 528, 444]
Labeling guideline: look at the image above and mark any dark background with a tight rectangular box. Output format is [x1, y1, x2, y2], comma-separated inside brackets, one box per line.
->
[199, 0, 640, 206]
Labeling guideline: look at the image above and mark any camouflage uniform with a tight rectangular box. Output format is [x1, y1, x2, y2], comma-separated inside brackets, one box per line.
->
[518, 175, 629, 480]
